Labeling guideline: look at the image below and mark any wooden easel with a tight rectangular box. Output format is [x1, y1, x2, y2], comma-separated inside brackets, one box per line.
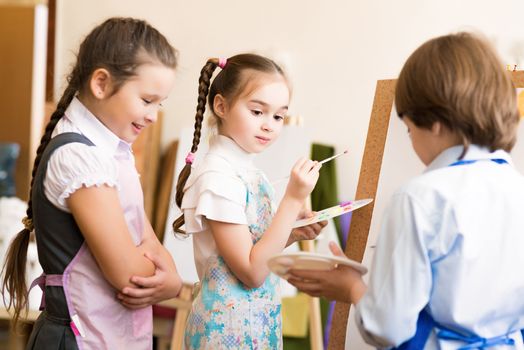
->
[300, 238, 324, 350]
[285, 116, 323, 350]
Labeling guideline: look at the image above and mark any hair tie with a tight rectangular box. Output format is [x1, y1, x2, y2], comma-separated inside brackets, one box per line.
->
[218, 57, 227, 69]
[185, 152, 195, 164]
[22, 216, 34, 231]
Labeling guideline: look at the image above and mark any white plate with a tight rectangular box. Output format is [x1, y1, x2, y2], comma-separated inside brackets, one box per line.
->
[292, 198, 373, 228]
[268, 252, 368, 280]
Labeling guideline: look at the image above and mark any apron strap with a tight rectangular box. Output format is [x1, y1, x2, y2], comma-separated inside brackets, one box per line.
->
[395, 309, 436, 350]
[437, 329, 515, 349]
[449, 158, 508, 167]
[394, 308, 521, 350]
[28, 273, 63, 310]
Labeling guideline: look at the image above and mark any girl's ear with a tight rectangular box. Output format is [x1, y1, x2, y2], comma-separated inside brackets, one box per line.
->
[89, 68, 112, 99]
[213, 94, 228, 119]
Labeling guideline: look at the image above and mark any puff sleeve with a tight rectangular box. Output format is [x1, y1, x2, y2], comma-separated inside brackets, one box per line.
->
[44, 142, 119, 212]
[181, 170, 248, 233]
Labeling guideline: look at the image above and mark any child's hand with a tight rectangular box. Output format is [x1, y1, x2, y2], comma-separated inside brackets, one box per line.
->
[287, 242, 367, 304]
[117, 252, 182, 309]
[286, 210, 327, 246]
[285, 158, 321, 202]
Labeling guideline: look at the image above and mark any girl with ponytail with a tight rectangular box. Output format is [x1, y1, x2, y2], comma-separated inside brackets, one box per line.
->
[128, 53, 325, 349]
[1, 17, 181, 349]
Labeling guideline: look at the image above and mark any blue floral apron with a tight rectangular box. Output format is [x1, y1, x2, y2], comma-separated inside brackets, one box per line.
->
[184, 168, 282, 349]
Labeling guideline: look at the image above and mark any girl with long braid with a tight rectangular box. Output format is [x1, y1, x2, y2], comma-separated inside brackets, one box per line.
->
[160, 54, 322, 349]
[1, 17, 182, 349]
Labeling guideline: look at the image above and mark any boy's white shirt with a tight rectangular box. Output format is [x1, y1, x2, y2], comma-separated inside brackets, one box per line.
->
[352, 145, 524, 349]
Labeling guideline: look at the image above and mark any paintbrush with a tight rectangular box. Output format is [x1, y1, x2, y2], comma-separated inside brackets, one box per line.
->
[271, 150, 348, 184]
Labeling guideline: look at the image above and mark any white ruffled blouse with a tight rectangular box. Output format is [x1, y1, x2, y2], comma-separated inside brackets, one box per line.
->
[44, 97, 132, 212]
[181, 135, 257, 280]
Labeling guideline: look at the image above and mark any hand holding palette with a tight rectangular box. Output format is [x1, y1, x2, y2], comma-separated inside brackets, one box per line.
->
[268, 252, 368, 280]
[292, 198, 373, 228]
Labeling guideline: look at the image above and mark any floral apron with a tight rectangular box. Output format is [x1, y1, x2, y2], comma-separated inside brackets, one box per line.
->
[184, 168, 282, 350]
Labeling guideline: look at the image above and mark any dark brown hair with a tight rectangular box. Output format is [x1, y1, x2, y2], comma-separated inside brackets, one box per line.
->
[172, 53, 286, 234]
[395, 32, 519, 158]
[1, 17, 177, 327]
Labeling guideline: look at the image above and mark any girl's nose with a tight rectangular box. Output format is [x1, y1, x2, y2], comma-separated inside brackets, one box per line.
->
[145, 110, 158, 123]
[262, 121, 273, 132]
[262, 125, 272, 132]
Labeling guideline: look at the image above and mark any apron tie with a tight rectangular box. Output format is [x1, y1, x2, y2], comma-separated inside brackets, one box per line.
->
[438, 328, 515, 349]
[29, 273, 63, 310]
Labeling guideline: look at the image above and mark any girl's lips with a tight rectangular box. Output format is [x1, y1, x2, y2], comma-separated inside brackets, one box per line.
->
[256, 136, 270, 144]
[132, 122, 145, 134]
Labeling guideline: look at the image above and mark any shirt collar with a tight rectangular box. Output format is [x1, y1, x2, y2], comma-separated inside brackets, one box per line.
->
[425, 144, 514, 173]
[64, 97, 132, 156]
[207, 134, 256, 168]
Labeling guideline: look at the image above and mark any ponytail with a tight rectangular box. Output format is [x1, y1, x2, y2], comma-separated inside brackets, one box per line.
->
[1, 226, 30, 328]
[1, 73, 79, 328]
[173, 59, 221, 234]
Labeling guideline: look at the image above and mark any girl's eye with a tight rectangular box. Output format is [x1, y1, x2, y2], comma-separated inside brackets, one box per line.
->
[251, 110, 263, 116]
[142, 98, 152, 105]
[274, 115, 284, 121]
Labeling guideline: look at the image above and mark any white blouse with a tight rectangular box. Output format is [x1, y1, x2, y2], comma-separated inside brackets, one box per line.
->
[354, 145, 524, 349]
[181, 135, 256, 280]
[44, 97, 133, 212]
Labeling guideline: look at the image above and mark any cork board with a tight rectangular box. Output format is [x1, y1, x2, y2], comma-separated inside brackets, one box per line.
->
[328, 71, 524, 349]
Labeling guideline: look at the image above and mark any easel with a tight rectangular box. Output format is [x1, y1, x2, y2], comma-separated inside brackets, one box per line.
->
[280, 116, 324, 350]
[153, 283, 194, 350]
[327, 71, 524, 349]
[300, 213, 324, 350]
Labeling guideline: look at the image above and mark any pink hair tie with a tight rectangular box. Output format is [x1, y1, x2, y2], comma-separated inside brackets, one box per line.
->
[218, 57, 227, 69]
[185, 152, 195, 164]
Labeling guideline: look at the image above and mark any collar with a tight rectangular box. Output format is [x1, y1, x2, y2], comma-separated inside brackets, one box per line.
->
[63, 97, 132, 157]
[425, 144, 514, 173]
[207, 134, 256, 168]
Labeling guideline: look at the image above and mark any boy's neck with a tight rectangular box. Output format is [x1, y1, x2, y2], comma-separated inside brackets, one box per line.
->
[425, 125, 463, 166]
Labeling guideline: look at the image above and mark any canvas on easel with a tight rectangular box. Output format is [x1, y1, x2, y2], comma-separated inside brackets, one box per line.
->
[328, 71, 524, 350]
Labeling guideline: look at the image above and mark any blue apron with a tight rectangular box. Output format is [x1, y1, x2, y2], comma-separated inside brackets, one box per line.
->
[395, 158, 524, 349]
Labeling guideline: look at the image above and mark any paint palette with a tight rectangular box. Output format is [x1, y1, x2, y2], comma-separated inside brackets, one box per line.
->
[268, 252, 368, 280]
[292, 198, 373, 228]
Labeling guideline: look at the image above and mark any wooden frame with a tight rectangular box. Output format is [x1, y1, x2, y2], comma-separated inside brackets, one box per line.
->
[328, 79, 396, 350]
[0, 2, 48, 200]
[132, 112, 163, 220]
[328, 71, 524, 349]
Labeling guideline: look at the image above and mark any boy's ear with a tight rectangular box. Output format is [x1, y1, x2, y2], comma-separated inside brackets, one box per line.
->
[431, 121, 443, 135]
[89, 68, 112, 99]
[213, 94, 228, 119]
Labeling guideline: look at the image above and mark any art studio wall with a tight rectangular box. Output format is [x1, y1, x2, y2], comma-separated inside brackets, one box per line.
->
[54, 0, 524, 203]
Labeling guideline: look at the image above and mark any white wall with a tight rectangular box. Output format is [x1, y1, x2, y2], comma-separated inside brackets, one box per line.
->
[55, 0, 524, 206]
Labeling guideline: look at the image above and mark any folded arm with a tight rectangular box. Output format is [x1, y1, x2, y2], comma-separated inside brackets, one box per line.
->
[67, 185, 157, 290]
